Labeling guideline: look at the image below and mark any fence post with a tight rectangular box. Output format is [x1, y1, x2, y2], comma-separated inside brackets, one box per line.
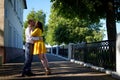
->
[116, 33, 120, 74]
[82, 42, 87, 62]
[56, 45, 59, 55]
[51, 46, 53, 54]
[68, 43, 74, 60]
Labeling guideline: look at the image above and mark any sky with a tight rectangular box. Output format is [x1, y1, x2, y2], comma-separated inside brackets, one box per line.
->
[23, 0, 51, 24]
[23, 0, 120, 40]
[101, 20, 120, 40]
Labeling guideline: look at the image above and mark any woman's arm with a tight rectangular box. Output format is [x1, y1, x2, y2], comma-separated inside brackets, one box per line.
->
[31, 28, 39, 36]
[31, 28, 43, 41]
[30, 36, 43, 41]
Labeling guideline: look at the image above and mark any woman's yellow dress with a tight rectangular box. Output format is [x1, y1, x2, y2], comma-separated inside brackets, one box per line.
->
[31, 28, 46, 55]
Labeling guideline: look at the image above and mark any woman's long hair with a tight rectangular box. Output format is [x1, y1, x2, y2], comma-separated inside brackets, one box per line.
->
[35, 21, 43, 32]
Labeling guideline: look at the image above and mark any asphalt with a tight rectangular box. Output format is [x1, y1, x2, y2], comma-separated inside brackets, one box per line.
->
[0, 53, 119, 80]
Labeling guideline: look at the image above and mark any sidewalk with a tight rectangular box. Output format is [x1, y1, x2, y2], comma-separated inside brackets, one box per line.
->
[0, 54, 119, 80]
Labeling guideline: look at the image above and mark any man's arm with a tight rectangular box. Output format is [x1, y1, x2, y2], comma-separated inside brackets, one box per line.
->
[30, 36, 43, 41]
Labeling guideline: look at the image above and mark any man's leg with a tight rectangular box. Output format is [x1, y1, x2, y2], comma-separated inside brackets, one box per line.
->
[22, 43, 33, 76]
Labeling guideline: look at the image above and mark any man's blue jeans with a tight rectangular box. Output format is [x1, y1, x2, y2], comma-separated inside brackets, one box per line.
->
[22, 43, 34, 73]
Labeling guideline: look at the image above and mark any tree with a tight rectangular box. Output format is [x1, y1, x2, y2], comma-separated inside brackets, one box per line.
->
[50, 0, 120, 41]
[23, 9, 46, 43]
[46, 8, 104, 45]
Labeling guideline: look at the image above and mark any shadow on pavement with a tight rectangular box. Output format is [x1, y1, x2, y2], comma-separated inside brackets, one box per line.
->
[0, 54, 118, 80]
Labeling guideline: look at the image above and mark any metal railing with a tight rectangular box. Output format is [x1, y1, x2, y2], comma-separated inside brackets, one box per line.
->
[47, 40, 116, 70]
[58, 48, 68, 58]
[72, 40, 116, 70]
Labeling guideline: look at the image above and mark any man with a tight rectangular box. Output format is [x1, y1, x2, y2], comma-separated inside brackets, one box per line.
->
[21, 19, 42, 77]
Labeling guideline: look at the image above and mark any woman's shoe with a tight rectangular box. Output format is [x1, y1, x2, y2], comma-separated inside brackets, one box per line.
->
[45, 68, 51, 75]
[45, 70, 51, 75]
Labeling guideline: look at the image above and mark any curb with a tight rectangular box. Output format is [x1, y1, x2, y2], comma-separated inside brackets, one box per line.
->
[51, 54, 120, 79]
[70, 59, 120, 79]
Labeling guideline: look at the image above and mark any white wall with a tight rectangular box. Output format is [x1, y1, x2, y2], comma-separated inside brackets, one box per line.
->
[116, 33, 120, 74]
[4, 0, 25, 48]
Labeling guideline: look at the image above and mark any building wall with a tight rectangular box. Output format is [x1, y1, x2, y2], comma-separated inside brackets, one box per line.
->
[4, 0, 23, 48]
[0, 0, 26, 63]
[0, 0, 5, 63]
[0, 0, 4, 46]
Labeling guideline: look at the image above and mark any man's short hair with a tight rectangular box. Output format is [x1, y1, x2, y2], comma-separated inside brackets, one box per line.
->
[28, 19, 34, 24]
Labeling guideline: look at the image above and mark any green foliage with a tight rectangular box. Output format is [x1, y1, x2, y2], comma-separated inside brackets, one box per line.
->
[50, 0, 120, 41]
[46, 8, 104, 45]
[26, 9, 36, 21]
[54, 25, 69, 44]
[45, 25, 56, 46]
[51, 0, 120, 22]
[26, 9, 46, 25]
[50, 0, 106, 23]
[23, 9, 46, 42]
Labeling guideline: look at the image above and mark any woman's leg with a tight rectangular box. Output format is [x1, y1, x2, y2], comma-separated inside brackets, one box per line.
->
[43, 54, 49, 68]
[42, 54, 51, 75]
[38, 54, 46, 68]
[38, 53, 51, 75]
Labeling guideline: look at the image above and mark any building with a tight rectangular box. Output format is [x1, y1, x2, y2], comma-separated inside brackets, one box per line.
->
[0, 0, 27, 63]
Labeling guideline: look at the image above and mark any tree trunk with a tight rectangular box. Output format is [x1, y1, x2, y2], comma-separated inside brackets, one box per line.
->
[106, 0, 116, 70]
[106, 0, 117, 41]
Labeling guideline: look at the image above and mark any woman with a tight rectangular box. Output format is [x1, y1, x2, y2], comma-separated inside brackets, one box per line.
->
[31, 21, 51, 75]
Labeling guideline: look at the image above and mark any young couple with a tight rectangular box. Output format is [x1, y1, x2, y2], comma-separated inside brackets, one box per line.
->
[21, 19, 51, 77]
